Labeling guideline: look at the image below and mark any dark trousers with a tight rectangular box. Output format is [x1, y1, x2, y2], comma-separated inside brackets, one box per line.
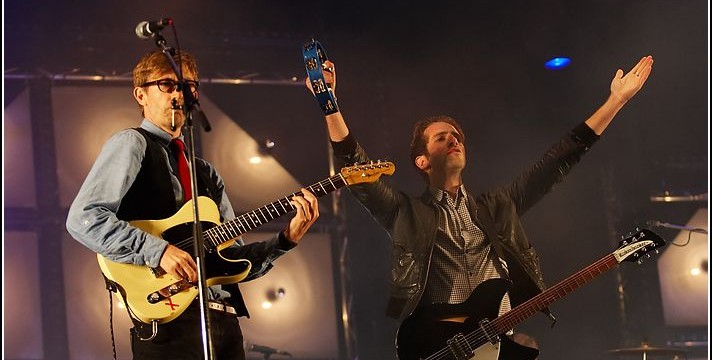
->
[131, 302, 244, 360]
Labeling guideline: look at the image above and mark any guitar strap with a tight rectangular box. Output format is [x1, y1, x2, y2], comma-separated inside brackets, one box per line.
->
[465, 193, 506, 277]
[468, 194, 556, 324]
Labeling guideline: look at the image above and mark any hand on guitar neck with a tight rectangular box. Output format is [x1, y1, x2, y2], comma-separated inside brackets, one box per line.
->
[281, 188, 319, 245]
[98, 163, 395, 325]
[156, 188, 318, 283]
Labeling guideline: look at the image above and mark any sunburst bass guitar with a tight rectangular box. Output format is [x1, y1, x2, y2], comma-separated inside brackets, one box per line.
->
[98, 161, 395, 325]
[395, 228, 665, 360]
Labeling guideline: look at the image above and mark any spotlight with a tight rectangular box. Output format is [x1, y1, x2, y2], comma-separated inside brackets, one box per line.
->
[262, 287, 286, 310]
[544, 57, 571, 70]
[264, 138, 275, 150]
[249, 138, 276, 166]
[266, 287, 286, 301]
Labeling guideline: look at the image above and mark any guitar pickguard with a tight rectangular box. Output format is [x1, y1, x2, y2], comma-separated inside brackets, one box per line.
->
[396, 279, 538, 360]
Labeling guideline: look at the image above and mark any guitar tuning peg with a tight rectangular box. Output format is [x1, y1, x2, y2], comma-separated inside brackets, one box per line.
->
[654, 249, 659, 254]
[637, 259, 644, 265]
[646, 254, 651, 258]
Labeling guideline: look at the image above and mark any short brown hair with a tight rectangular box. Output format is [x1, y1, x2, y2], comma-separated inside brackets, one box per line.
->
[409, 115, 465, 181]
[132, 50, 199, 115]
[132, 50, 199, 88]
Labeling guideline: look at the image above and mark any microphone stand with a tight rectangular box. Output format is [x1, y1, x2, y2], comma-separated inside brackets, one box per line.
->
[152, 33, 214, 360]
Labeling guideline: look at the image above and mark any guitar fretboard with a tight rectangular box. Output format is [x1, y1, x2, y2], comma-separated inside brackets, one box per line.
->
[420, 230, 662, 360]
[492, 254, 618, 334]
[472, 254, 618, 350]
[202, 173, 348, 250]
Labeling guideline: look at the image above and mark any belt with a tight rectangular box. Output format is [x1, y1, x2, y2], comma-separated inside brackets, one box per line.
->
[208, 301, 237, 315]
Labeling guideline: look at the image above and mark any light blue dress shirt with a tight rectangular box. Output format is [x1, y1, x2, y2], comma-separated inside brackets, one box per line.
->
[66, 119, 236, 267]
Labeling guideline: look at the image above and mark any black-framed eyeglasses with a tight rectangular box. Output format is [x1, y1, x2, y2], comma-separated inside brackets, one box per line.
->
[140, 79, 199, 95]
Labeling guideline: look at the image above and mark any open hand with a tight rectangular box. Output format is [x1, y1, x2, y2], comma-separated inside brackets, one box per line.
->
[610, 55, 654, 102]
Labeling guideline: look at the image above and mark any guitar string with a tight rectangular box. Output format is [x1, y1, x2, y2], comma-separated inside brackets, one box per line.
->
[424, 254, 617, 360]
[167, 175, 348, 252]
[156, 163, 392, 254]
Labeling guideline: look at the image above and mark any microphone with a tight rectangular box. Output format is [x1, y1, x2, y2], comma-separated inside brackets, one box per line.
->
[135, 18, 173, 40]
[244, 342, 292, 357]
[647, 220, 708, 234]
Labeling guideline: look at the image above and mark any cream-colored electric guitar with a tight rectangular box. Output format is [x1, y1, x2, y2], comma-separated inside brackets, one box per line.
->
[98, 161, 395, 324]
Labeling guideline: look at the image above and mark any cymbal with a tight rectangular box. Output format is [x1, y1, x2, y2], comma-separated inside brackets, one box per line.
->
[607, 345, 687, 356]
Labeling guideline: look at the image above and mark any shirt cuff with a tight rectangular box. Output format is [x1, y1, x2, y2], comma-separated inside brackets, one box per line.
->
[330, 132, 358, 157]
[147, 238, 169, 268]
[278, 231, 298, 251]
[571, 122, 599, 149]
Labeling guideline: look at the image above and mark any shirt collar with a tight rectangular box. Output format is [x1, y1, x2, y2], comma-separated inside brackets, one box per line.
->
[429, 184, 468, 203]
[139, 119, 183, 145]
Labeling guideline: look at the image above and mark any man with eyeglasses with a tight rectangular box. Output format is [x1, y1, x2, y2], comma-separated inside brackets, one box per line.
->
[66, 49, 320, 359]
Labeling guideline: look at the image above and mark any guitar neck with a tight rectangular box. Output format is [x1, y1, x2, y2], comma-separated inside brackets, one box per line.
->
[202, 173, 348, 249]
[491, 253, 619, 334]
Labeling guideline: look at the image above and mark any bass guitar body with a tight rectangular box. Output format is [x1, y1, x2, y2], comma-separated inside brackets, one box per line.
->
[396, 279, 538, 360]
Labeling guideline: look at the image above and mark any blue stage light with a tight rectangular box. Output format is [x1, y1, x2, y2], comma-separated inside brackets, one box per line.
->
[545, 57, 571, 70]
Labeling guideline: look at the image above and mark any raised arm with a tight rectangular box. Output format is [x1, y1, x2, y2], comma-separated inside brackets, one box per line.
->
[305, 60, 350, 141]
[585, 55, 654, 135]
[306, 60, 403, 229]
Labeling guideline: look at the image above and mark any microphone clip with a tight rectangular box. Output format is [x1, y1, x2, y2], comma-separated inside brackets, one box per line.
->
[135, 18, 173, 40]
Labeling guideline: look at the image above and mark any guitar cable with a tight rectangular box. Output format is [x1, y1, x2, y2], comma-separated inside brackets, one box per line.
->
[669, 230, 694, 247]
[106, 282, 118, 360]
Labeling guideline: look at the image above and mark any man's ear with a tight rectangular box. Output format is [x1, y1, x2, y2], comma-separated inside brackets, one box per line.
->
[133, 87, 146, 106]
[415, 155, 429, 171]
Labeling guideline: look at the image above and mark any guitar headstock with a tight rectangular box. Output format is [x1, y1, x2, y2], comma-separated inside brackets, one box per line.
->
[613, 228, 666, 264]
[341, 160, 395, 185]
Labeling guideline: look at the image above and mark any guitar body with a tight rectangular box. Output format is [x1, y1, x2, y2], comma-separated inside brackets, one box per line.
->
[395, 229, 665, 360]
[97, 164, 398, 324]
[396, 279, 538, 360]
[97, 196, 252, 324]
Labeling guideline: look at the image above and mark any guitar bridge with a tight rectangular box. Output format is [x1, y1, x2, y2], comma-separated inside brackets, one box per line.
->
[147, 280, 194, 304]
[446, 333, 473, 360]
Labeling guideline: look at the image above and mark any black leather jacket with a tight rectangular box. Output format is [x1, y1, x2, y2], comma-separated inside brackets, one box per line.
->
[331, 123, 599, 319]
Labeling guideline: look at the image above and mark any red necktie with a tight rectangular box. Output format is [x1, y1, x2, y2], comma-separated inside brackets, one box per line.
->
[170, 138, 192, 202]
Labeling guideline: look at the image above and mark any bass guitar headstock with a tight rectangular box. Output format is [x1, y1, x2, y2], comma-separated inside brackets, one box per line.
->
[613, 228, 666, 264]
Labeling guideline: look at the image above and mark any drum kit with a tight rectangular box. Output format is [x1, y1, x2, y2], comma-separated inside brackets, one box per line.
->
[607, 343, 688, 360]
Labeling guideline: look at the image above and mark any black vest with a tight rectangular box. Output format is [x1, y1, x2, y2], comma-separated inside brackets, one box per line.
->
[116, 128, 249, 316]
[116, 128, 220, 221]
